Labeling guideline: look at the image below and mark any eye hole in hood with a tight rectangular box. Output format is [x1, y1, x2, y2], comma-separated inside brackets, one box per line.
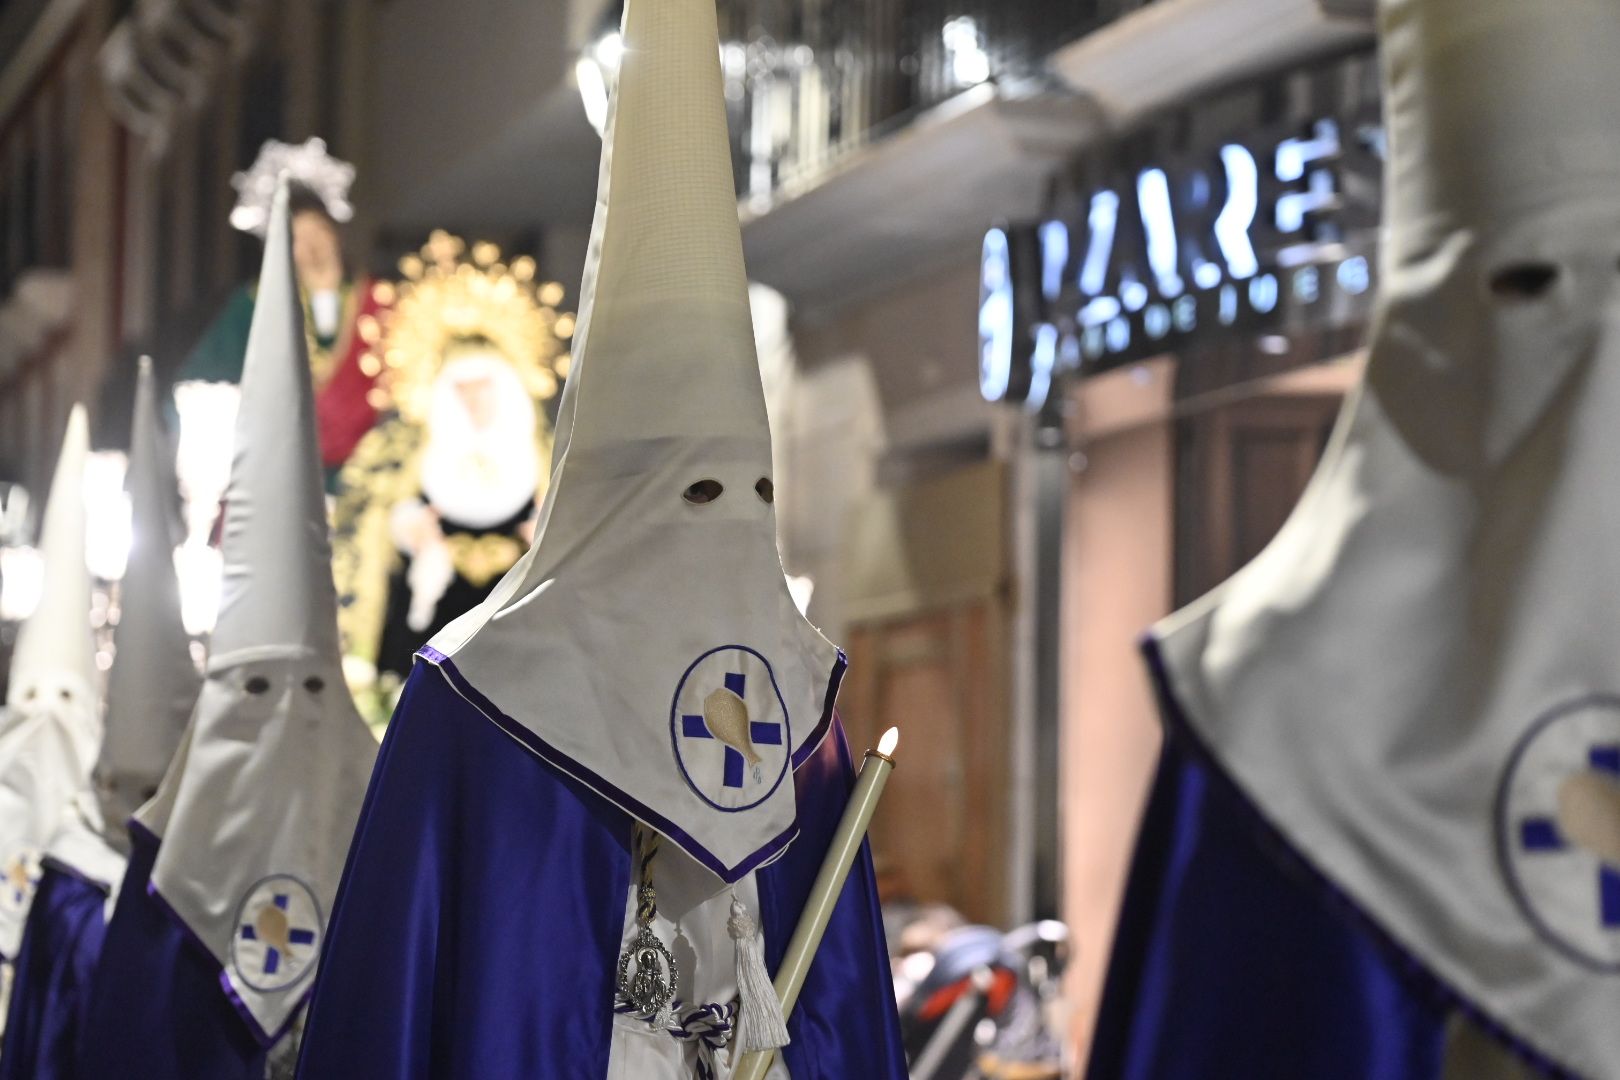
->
[1489, 262, 1560, 302]
[682, 479, 724, 505]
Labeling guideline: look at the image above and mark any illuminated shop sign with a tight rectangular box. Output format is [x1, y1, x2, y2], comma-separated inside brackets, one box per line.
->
[982, 103, 1386, 407]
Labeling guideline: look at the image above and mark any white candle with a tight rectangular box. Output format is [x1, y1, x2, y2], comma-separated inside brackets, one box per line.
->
[732, 727, 899, 1080]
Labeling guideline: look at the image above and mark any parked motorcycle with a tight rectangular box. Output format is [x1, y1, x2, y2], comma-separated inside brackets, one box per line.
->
[892, 919, 1070, 1080]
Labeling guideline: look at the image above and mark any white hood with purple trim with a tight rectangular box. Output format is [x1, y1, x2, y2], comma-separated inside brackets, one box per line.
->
[1149, 0, 1620, 1074]
[142, 178, 376, 1044]
[425, 0, 842, 886]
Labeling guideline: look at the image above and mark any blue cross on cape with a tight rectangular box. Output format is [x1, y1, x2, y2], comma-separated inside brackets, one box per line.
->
[680, 672, 785, 788]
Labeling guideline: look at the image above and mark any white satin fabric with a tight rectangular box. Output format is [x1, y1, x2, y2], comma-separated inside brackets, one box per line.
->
[0, 692, 101, 959]
[605, 855, 792, 1080]
[144, 179, 376, 1042]
[430, 0, 840, 887]
[93, 360, 200, 850]
[0, 405, 99, 961]
[1153, 0, 1620, 1074]
[46, 792, 127, 917]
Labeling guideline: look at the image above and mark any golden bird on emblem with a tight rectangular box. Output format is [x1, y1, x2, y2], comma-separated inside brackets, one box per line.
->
[703, 687, 764, 783]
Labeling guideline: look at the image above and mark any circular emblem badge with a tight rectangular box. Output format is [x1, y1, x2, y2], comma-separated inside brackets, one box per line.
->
[670, 645, 792, 813]
[1, 849, 40, 918]
[1496, 695, 1620, 972]
[229, 875, 324, 993]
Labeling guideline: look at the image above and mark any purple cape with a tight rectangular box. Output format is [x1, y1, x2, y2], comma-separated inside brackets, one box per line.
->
[76, 825, 268, 1079]
[1087, 641, 1499, 1079]
[295, 656, 907, 1078]
[0, 861, 112, 1080]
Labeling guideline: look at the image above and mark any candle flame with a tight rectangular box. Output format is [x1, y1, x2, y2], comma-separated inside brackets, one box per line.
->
[878, 727, 900, 756]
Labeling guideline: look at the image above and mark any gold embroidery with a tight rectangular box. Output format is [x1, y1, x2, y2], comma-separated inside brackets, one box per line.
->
[377, 232, 572, 421]
[443, 533, 525, 588]
[332, 236, 568, 719]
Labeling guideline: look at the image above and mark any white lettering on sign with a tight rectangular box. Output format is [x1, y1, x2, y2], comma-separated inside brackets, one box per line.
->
[1138, 168, 1184, 300]
[981, 105, 1385, 389]
[1216, 145, 1261, 280]
[1276, 120, 1341, 234]
[978, 227, 1013, 402]
[1079, 190, 1119, 298]
[1040, 221, 1069, 302]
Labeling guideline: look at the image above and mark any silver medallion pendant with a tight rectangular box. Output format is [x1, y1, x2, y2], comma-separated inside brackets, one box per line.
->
[617, 922, 679, 1028]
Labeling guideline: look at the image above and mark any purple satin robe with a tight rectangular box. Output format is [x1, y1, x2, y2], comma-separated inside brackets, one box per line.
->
[0, 862, 112, 1080]
[295, 657, 906, 1078]
[77, 826, 269, 1079]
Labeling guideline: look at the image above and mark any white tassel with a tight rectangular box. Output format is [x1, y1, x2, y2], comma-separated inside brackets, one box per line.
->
[728, 895, 790, 1053]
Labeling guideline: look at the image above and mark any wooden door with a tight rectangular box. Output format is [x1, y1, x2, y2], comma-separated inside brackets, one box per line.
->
[1175, 394, 1342, 606]
[843, 598, 1007, 926]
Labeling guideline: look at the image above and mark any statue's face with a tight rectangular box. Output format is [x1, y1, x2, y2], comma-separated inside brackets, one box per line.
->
[291, 210, 343, 293]
[453, 374, 499, 430]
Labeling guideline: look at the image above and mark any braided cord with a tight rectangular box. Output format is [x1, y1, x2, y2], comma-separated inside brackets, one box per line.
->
[620, 824, 739, 1078]
[635, 824, 661, 925]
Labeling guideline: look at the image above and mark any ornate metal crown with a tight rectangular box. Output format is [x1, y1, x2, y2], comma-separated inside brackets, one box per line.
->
[230, 137, 356, 236]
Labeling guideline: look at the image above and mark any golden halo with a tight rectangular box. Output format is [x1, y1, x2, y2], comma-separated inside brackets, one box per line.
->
[370, 230, 573, 422]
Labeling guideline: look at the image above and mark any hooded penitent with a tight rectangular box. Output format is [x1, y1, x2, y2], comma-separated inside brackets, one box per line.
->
[429, 0, 843, 883]
[295, 1, 906, 1076]
[0, 361, 198, 1080]
[105, 178, 377, 1051]
[91, 359, 200, 845]
[0, 406, 98, 964]
[1089, 0, 1620, 1077]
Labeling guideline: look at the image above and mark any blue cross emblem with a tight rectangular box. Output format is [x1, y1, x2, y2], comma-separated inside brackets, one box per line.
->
[1517, 743, 1620, 928]
[9, 873, 25, 905]
[670, 645, 793, 813]
[238, 893, 318, 976]
[3, 855, 37, 908]
[680, 671, 784, 788]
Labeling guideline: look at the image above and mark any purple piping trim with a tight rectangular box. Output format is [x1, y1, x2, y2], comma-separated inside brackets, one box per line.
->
[1141, 632, 1583, 1080]
[795, 649, 848, 770]
[417, 645, 846, 884]
[137, 839, 313, 1048]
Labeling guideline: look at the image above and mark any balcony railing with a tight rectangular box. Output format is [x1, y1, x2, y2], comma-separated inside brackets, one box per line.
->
[714, 0, 1156, 205]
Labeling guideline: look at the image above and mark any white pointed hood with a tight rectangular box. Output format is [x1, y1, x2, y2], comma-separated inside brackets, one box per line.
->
[1151, 0, 1620, 1074]
[94, 359, 200, 846]
[1373, 0, 1620, 473]
[208, 183, 342, 665]
[144, 179, 377, 1045]
[6, 405, 96, 717]
[427, 0, 842, 884]
[0, 405, 100, 958]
